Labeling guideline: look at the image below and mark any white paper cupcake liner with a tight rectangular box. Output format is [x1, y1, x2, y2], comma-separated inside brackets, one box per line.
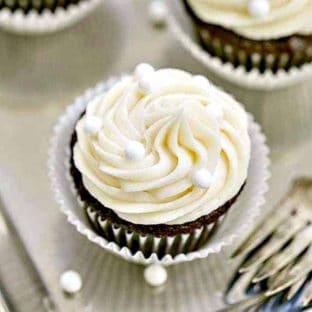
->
[0, 0, 102, 34]
[48, 75, 270, 266]
[166, 0, 312, 90]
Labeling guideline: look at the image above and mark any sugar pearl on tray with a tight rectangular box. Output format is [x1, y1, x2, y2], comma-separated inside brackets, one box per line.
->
[135, 63, 155, 81]
[83, 116, 102, 136]
[192, 169, 213, 189]
[248, 0, 270, 19]
[124, 140, 145, 161]
[60, 270, 82, 294]
[149, 0, 168, 27]
[144, 264, 168, 287]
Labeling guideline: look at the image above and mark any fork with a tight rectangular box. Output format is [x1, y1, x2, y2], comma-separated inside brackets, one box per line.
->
[0, 288, 11, 312]
[0, 194, 58, 312]
[221, 178, 312, 311]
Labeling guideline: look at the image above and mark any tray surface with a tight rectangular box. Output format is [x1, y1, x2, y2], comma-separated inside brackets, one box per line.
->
[0, 0, 312, 311]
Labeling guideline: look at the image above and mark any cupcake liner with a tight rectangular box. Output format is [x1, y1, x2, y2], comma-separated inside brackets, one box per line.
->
[83, 205, 222, 259]
[197, 31, 310, 73]
[48, 75, 270, 266]
[167, 0, 312, 90]
[0, 0, 102, 34]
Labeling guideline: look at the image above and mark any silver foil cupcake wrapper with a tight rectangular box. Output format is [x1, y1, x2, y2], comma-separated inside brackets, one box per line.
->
[48, 75, 271, 265]
[167, 0, 312, 90]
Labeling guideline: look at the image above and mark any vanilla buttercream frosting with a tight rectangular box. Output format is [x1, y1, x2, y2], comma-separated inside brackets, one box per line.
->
[73, 65, 250, 225]
[186, 0, 312, 40]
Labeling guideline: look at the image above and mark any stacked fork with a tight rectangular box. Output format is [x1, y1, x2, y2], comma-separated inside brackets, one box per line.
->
[222, 178, 312, 311]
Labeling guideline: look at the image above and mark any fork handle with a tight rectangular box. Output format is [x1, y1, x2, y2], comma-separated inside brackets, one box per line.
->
[0, 289, 11, 312]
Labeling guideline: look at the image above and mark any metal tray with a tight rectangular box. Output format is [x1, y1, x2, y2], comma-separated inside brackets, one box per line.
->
[0, 0, 312, 311]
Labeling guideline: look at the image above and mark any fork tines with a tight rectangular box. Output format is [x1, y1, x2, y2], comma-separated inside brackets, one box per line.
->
[224, 178, 312, 311]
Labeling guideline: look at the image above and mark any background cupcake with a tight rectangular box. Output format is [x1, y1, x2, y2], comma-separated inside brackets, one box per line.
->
[182, 0, 312, 73]
[0, 0, 102, 34]
[69, 64, 251, 259]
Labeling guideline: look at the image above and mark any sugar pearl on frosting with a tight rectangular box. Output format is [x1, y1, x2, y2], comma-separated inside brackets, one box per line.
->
[148, 0, 168, 27]
[192, 169, 213, 189]
[144, 264, 168, 287]
[124, 140, 145, 161]
[193, 75, 210, 91]
[135, 63, 155, 81]
[83, 116, 102, 135]
[248, 0, 270, 19]
[138, 74, 154, 94]
[60, 270, 82, 294]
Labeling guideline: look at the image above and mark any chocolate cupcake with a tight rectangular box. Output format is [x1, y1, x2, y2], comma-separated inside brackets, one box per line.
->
[68, 64, 251, 258]
[0, 0, 101, 34]
[1, 0, 78, 13]
[183, 0, 312, 73]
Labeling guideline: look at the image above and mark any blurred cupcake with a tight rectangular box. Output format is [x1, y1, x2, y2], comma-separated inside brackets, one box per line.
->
[0, 0, 102, 34]
[183, 0, 312, 73]
[69, 64, 251, 258]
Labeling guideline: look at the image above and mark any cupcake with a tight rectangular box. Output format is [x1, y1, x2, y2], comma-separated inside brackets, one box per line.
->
[0, 0, 101, 34]
[1, 0, 79, 13]
[68, 64, 251, 258]
[182, 0, 312, 73]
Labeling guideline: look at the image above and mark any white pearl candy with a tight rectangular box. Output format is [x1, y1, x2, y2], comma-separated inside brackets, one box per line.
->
[124, 140, 145, 161]
[138, 74, 154, 94]
[83, 116, 102, 136]
[248, 0, 270, 19]
[60, 270, 82, 294]
[193, 75, 210, 91]
[135, 63, 155, 81]
[149, 0, 168, 27]
[192, 169, 213, 189]
[144, 264, 168, 287]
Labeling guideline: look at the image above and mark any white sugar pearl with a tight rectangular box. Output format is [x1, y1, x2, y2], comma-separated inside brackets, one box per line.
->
[124, 141, 145, 161]
[248, 0, 270, 19]
[144, 264, 168, 287]
[135, 63, 155, 81]
[83, 116, 102, 136]
[192, 169, 213, 189]
[193, 75, 210, 91]
[138, 74, 154, 94]
[149, 0, 168, 27]
[60, 270, 82, 294]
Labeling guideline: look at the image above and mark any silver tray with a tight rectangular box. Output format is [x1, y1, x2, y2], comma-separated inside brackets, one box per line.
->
[0, 0, 312, 311]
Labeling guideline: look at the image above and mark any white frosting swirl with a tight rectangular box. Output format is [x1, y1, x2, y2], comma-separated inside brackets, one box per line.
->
[186, 0, 312, 40]
[73, 67, 250, 225]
